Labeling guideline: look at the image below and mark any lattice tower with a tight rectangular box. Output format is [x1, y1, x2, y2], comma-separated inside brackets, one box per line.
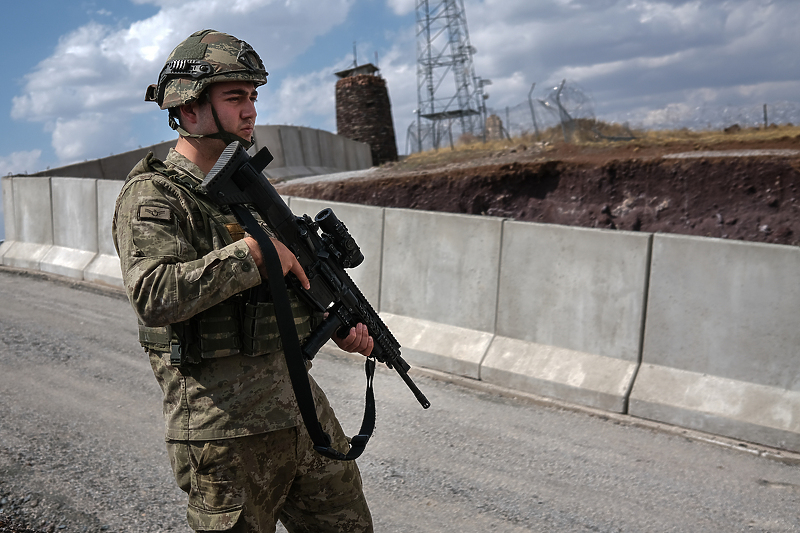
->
[415, 0, 486, 150]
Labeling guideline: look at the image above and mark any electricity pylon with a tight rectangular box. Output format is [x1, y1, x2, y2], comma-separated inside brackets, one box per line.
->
[415, 0, 488, 151]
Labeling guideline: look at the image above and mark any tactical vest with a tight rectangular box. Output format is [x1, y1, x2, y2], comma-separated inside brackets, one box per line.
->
[126, 152, 317, 363]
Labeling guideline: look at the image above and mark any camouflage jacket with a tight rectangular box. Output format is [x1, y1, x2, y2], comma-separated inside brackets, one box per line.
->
[113, 148, 314, 441]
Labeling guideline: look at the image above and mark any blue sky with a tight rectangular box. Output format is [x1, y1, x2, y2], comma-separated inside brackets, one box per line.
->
[1, 0, 799, 178]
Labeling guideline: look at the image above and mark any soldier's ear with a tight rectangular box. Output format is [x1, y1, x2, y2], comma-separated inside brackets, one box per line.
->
[177, 89, 212, 128]
[177, 103, 201, 128]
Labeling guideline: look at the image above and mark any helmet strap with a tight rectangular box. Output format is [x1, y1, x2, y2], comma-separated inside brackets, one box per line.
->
[203, 104, 255, 150]
[169, 100, 254, 150]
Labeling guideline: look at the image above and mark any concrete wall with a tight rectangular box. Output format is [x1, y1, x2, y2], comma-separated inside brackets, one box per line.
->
[0, 176, 122, 288]
[482, 223, 650, 412]
[40, 178, 98, 279]
[4, 173, 800, 453]
[0, 177, 13, 245]
[1, 177, 54, 271]
[85, 180, 124, 287]
[630, 234, 800, 451]
[31, 126, 373, 182]
[32, 143, 173, 181]
[380, 209, 501, 379]
[253, 125, 372, 181]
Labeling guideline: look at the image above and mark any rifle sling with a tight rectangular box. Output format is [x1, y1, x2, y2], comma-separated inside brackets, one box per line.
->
[229, 204, 375, 461]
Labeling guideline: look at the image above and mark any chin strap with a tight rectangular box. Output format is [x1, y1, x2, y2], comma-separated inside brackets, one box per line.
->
[169, 102, 254, 150]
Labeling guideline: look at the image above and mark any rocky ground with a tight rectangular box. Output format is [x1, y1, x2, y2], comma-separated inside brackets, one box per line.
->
[278, 131, 800, 247]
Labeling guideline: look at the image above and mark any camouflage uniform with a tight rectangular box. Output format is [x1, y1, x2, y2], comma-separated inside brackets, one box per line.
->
[112, 148, 372, 532]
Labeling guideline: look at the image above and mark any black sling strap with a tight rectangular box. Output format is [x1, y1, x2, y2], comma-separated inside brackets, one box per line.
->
[229, 204, 376, 461]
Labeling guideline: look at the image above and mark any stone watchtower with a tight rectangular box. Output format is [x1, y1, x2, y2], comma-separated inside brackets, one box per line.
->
[335, 63, 398, 166]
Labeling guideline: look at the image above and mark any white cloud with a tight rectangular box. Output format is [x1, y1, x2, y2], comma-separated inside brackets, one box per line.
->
[639, 102, 696, 128]
[459, 0, 800, 124]
[363, 0, 800, 145]
[0, 150, 43, 176]
[50, 113, 136, 163]
[7, 0, 800, 167]
[11, 0, 356, 165]
[262, 69, 340, 131]
[386, 0, 415, 16]
[253, 27, 420, 152]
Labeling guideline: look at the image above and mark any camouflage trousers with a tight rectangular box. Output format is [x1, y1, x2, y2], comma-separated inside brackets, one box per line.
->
[166, 407, 373, 532]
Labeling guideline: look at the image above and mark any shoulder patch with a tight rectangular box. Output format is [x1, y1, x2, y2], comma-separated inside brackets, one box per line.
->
[225, 223, 245, 241]
[138, 205, 172, 222]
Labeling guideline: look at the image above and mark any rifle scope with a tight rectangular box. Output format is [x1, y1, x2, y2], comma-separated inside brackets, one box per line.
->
[315, 208, 364, 269]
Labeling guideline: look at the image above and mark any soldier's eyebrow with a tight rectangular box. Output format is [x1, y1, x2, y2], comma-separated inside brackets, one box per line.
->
[220, 88, 258, 99]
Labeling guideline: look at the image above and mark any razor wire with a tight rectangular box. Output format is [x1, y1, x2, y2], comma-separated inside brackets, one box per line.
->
[405, 79, 800, 153]
[626, 101, 800, 131]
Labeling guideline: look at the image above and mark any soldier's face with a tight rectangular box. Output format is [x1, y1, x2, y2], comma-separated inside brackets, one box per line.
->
[198, 81, 258, 141]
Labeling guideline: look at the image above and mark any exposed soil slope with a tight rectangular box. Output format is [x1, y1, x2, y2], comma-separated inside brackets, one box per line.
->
[277, 136, 800, 247]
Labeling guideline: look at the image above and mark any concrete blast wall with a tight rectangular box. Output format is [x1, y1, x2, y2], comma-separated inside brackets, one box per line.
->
[631, 235, 800, 450]
[2, 174, 799, 452]
[483, 223, 650, 413]
[31, 125, 372, 182]
[0, 176, 123, 288]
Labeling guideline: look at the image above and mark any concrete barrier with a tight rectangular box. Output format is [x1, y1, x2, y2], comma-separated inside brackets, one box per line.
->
[298, 127, 326, 176]
[317, 130, 339, 173]
[99, 147, 152, 181]
[40, 177, 98, 280]
[0, 177, 15, 260]
[379, 209, 501, 378]
[298, 127, 321, 167]
[252, 126, 364, 180]
[32, 127, 370, 183]
[630, 234, 800, 451]
[351, 141, 373, 170]
[4, 170, 800, 453]
[2, 177, 53, 270]
[330, 134, 350, 171]
[481, 222, 651, 412]
[273, 126, 313, 180]
[280, 126, 305, 168]
[32, 141, 176, 181]
[253, 125, 286, 170]
[39, 159, 105, 180]
[85, 180, 124, 288]
[344, 138, 364, 171]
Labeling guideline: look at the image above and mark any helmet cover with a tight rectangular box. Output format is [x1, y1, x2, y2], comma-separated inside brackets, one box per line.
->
[146, 29, 268, 109]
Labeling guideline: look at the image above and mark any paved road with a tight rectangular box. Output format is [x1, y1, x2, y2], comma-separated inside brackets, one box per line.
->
[1, 268, 799, 532]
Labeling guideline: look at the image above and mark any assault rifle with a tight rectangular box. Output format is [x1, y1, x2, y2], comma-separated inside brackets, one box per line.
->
[201, 142, 429, 460]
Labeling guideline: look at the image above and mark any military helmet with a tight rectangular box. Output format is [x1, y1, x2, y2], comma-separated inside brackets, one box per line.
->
[146, 29, 268, 110]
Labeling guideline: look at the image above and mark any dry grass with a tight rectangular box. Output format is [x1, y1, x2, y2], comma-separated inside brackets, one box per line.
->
[629, 124, 800, 146]
[387, 121, 800, 171]
[389, 135, 541, 171]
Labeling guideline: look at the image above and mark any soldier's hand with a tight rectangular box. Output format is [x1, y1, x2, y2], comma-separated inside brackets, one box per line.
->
[333, 323, 374, 357]
[244, 236, 310, 290]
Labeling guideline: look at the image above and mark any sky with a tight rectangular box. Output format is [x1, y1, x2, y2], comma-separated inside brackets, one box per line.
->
[1, 0, 799, 179]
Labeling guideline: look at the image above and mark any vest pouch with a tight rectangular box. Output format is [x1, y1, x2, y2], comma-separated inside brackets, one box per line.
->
[138, 323, 172, 352]
[194, 302, 241, 359]
[241, 296, 313, 357]
[137, 322, 203, 365]
[138, 294, 317, 360]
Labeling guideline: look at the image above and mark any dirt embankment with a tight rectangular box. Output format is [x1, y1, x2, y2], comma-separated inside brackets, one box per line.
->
[277, 140, 800, 247]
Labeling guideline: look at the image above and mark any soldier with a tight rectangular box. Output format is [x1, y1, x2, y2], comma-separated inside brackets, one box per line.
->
[112, 30, 374, 532]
